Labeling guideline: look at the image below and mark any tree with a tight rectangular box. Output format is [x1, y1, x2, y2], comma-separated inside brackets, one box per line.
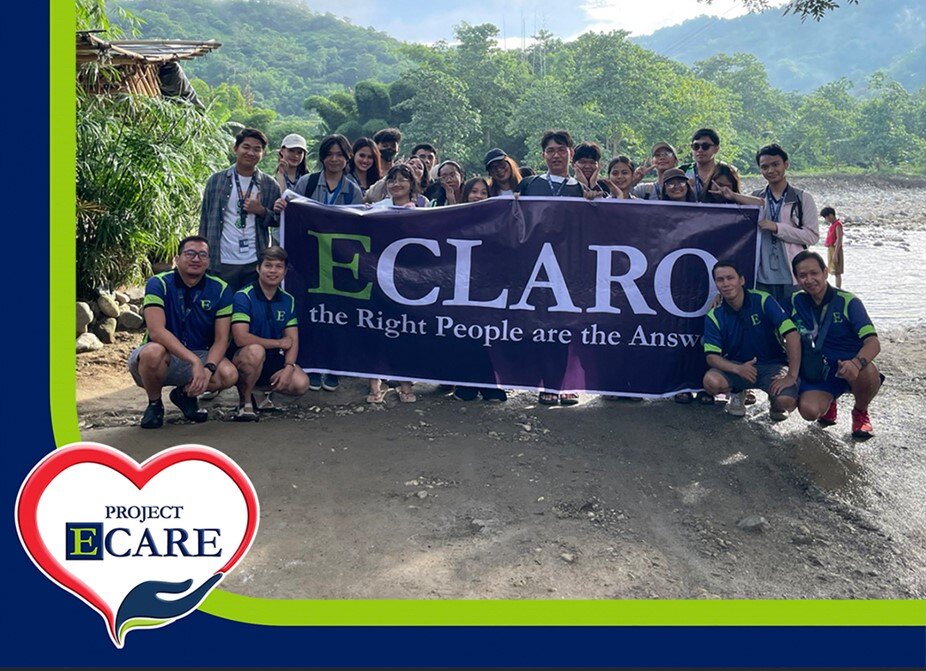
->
[698, 0, 859, 21]
[354, 80, 391, 123]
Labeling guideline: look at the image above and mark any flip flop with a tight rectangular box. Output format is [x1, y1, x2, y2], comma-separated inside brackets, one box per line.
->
[559, 393, 579, 406]
[697, 391, 715, 405]
[366, 389, 387, 404]
[398, 391, 417, 403]
[234, 404, 259, 422]
[256, 392, 282, 412]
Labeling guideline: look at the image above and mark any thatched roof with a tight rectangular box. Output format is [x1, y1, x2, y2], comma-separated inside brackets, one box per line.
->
[77, 31, 221, 65]
[77, 31, 220, 103]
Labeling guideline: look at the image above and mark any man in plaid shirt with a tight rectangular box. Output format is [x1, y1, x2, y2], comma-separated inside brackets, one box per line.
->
[199, 127, 281, 292]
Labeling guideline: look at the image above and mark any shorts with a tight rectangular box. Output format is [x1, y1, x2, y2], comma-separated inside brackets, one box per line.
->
[229, 345, 288, 387]
[128, 344, 209, 388]
[717, 362, 799, 399]
[800, 368, 885, 399]
[257, 349, 287, 387]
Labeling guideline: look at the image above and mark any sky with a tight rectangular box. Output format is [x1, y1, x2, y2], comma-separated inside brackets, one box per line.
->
[302, 0, 786, 45]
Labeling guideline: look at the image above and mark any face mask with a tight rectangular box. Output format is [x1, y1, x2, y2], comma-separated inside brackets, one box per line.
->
[380, 148, 397, 162]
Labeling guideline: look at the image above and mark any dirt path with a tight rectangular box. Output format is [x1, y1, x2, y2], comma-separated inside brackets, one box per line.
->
[77, 326, 926, 600]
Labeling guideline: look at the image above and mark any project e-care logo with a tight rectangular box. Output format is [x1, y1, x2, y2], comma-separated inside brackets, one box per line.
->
[15, 443, 259, 648]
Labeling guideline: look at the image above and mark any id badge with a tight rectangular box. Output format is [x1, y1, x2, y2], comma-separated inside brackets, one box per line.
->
[239, 237, 250, 253]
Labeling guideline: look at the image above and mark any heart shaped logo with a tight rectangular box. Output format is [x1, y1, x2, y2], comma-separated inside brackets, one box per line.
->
[15, 442, 259, 648]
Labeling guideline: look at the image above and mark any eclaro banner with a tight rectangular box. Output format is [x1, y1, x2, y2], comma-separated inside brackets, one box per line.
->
[281, 196, 759, 397]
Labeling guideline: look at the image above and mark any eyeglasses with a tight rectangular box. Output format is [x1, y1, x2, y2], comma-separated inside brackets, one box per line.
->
[439, 174, 461, 183]
[653, 150, 674, 158]
[543, 146, 569, 156]
[665, 181, 688, 189]
[181, 250, 209, 260]
[691, 142, 715, 151]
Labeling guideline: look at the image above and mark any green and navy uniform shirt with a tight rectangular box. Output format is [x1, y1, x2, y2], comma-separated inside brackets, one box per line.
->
[142, 270, 233, 350]
[231, 282, 298, 340]
[790, 285, 876, 361]
[704, 289, 797, 365]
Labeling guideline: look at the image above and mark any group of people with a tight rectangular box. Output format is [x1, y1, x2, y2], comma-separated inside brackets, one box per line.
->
[126, 123, 878, 439]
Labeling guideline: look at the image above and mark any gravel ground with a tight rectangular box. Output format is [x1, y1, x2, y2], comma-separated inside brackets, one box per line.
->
[76, 174, 926, 601]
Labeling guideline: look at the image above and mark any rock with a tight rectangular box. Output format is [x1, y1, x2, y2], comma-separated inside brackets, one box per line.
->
[125, 286, 145, 305]
[559, 552, 575, 563]
[127, 303, 142, 315]
[114, 291, 131, 305]
[93, 317, 117, 344]
[416, 490, 428, 499]
[76, 302, 93, 336]
[736, 515, 769, 532]
[97, 294, 120, 318]
[117, 310, 145, 331]
[76, 332, 104, 353]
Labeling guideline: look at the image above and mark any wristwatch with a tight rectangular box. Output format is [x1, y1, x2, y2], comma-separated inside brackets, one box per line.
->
[204, 362, 217, 375]
[857, 356, 869, 369]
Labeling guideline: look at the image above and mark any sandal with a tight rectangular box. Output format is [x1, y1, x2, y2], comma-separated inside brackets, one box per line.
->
[744, 391, 757, 406]
[697, 391, 715, 405]
[559, 393, 579, 406]
[234, 403, 259, 422]
[256, 391, 281, 412]
[538, 392, 559, 405]
[398, 391, 417, 403]
[366, 389, 387, 404]
[674, 392, 694, 404]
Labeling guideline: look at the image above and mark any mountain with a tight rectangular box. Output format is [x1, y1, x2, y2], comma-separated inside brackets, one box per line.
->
[117, 0, 410, 115]
[633, 0, 926, 93]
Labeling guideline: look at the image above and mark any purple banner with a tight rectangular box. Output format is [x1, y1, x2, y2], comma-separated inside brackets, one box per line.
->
[281, 196, 758, 396]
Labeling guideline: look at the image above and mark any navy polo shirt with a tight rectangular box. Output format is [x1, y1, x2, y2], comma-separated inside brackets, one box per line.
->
[704, 289, 797, 365]
[790, 285, 876, 361]
[142, 270, 233, 350]
[231, 282, 298, 340]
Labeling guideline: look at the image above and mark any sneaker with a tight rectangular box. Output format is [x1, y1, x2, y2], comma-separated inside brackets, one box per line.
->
[169, 386, 208, 423]
[725, 391, 746, 417]
[199, 390, 219, 401]
[851, 407, 873, 439]
[140, 399, 164, 429]
[452, 386, 479, 401]
[322, 374, 340, 391]
[817, 400, 838, 427]
[769, 407, 789, 422]
[308, 373, 322, 391]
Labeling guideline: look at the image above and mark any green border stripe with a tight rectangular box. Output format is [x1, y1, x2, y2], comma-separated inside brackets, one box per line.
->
[52, 0, 79, 446]
[54, 2, 926, 629]
[200, 593, 926, 627]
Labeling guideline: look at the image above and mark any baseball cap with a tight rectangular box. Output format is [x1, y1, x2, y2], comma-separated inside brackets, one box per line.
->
[651, 141, 677, 157]
[662, 168, 688, 182]
[280, 134, 308, 151]
[483, 148, 508, 170]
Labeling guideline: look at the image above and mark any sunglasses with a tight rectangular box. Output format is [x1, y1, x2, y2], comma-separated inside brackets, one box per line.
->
[691, 142, 715, 151]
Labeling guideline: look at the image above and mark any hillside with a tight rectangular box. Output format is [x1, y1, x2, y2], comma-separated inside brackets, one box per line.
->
[633, 0, 925, 93]
[118, 0, 410, 115]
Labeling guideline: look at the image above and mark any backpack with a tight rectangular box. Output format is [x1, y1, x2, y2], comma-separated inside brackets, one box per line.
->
[300, 172, 358, 204]
[752, 184, 807, 247]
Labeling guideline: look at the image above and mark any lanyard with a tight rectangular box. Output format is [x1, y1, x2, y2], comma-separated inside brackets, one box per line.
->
[765, 186, 788, 223]
[324, 175, 345, 205]
[176, 282, 202, 347]
[545, 173, 568, 197]
[233, 169, 257, 229]
[693, 171, 705, 201]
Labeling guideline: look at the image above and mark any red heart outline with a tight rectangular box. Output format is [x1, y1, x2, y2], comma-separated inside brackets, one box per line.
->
[15, 442, 259, 643]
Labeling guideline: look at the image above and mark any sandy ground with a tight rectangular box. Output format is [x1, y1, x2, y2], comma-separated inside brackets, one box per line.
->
[75, 174, 926, 600]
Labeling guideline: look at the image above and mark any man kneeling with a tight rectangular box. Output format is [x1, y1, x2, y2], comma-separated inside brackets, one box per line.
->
[789, 251, 881, 439]
[230, 246, 309, 421]
[702, 260, 800, 420]
[128, 236, 238, 428]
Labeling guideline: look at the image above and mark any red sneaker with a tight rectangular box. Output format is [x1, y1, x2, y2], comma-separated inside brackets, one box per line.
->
[817, 400, 838, 427]
[851, 407, 874, 439]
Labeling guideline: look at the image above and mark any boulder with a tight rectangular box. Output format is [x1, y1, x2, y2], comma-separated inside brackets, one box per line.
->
[125, 286, 145, 305]
[77, 332, 104, 354]
[97, 294, 120, 318]
[76, 302, 93, 336]
[114, 291, 131, 305]
[93, 317, 117, 344]
[117, 310, 145, 331]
